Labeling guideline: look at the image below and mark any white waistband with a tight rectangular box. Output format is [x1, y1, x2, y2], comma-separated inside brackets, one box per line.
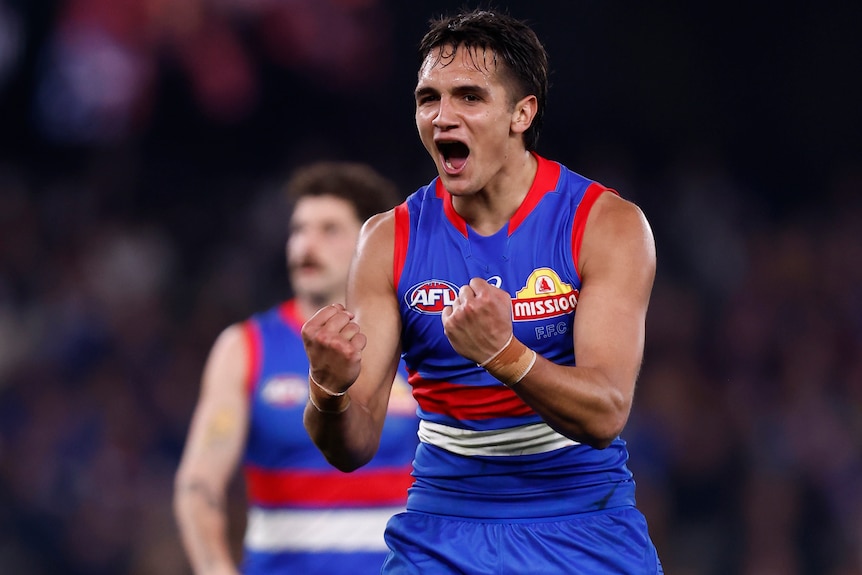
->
[244, 506, 402, 552]
[418, 419, 578, 457]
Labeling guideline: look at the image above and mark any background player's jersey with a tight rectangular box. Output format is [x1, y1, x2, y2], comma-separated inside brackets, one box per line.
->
[240, 300, 418, 575]
[394, 154, 636, 520]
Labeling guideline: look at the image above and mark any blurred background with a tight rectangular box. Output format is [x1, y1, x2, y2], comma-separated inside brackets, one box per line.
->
[0, 0, 860, 573]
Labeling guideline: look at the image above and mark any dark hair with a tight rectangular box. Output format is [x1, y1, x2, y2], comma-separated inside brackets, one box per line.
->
[418, 8, 549, 151]
[283, 161, 401, 223]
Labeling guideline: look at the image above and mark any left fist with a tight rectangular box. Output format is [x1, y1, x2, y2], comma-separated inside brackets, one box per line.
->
[441, 277, 513, 364]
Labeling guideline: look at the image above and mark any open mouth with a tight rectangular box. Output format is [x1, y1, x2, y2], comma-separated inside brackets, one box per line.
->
[437, 141, 470, 173]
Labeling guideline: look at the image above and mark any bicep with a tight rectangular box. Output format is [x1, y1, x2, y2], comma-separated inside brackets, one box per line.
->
[346, 211, 403, 419]
[176, 324, 250, 489]
[573, 195, 656, 390]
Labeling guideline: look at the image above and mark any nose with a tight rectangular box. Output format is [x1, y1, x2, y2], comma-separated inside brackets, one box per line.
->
[288, 228, 315, 259]
[432, 96, 458, 130]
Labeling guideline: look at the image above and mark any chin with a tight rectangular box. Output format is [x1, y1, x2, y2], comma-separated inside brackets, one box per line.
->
[292, 282, 320, 299]
[440, 176, 474, 197]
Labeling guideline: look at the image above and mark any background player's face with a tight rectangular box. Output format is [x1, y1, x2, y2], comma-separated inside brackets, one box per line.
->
[286, 195, 361, 305]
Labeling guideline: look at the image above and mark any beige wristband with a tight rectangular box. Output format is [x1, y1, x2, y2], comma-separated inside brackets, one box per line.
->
[479, 336, 537, 387]
[308, 390, 351, 414]
[308, 372, 350, 414]
[309, 371, 347, 396]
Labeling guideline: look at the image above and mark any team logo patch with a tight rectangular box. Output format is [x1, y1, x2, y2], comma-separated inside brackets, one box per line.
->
[260, 375, 308, 406]
[405, 279, 459, 314]
[512, 268, 579, 321]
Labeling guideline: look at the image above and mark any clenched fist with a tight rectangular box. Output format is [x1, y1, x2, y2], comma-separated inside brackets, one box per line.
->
[441, 277, 514, 364]
[301, 303, 367, 394]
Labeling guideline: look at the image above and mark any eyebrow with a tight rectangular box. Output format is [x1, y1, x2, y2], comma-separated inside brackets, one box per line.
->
[414, 86, 437, 100]
[414, 83, 491, 100]
[454, 84, 490, 98]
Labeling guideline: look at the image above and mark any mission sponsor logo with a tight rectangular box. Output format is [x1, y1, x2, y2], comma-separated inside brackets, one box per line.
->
[512, 268, 578, 321]
[405, 279, 459, 314]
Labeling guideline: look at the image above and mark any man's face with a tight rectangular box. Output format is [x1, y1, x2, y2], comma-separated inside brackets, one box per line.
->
[286, 195, 361, 305]
[414, 44, 521, 196]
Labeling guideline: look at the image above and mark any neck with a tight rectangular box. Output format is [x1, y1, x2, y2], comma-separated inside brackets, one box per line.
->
[452, 150, 537, 236]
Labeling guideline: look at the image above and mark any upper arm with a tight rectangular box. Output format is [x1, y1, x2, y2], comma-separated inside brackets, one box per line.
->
[573, 193, 656, 398]
[346, 210, 403, 422]
[175, 323, 251, 492]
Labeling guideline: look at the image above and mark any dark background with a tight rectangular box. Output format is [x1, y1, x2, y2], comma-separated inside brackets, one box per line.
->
[0, 1, 860, 573]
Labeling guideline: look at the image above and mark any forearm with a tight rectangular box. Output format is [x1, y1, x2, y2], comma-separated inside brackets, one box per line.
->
[485, 340, 633, 449]
[174, 480, 239, 575]
[303, 382, 384, 472]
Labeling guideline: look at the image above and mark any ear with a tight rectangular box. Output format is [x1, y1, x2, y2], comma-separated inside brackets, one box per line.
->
[510, 94, 538, 136]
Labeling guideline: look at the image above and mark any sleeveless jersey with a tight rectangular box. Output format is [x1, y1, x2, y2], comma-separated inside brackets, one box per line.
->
[394, 154, 637, 520]
[239, 300, 419, 574]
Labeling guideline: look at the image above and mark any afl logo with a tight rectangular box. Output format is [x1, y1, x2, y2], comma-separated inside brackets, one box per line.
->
[405, 279, 458, 314]
[260, 375, 307, 407]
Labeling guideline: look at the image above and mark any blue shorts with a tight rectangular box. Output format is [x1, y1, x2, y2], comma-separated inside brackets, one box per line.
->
[381, 507, 663, 574]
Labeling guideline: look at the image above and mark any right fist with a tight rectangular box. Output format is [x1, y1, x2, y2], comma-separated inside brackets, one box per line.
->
[301, 303, 367, 394]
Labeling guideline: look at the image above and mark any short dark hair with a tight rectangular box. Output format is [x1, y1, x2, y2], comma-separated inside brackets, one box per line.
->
[283, 161, 401, 223]
[418, 8, 549, 151]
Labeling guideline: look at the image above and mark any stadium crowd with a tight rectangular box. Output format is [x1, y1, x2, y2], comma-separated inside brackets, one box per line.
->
[1, 148, 859, 575]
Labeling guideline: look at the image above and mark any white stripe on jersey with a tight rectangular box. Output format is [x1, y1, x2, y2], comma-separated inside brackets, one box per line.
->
[418, 419, 578, 457]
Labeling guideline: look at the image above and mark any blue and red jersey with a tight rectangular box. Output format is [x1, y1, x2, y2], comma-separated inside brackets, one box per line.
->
[394, 154, 637, 520]
[239, 300, 419, 574]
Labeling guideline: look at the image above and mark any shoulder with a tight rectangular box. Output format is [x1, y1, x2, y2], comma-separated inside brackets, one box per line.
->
[348, 208, 398, 291]
[358, 207, 397, 253]
[593, 192, 651, 234]
[580, 192, 656, 276]
[211, 322, 250, 359]
[202, 322, 252, 391]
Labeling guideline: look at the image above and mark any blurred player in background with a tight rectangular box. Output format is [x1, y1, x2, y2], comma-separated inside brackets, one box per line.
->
[174, 162, 418, 575]
[301, 9, 662, 574]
